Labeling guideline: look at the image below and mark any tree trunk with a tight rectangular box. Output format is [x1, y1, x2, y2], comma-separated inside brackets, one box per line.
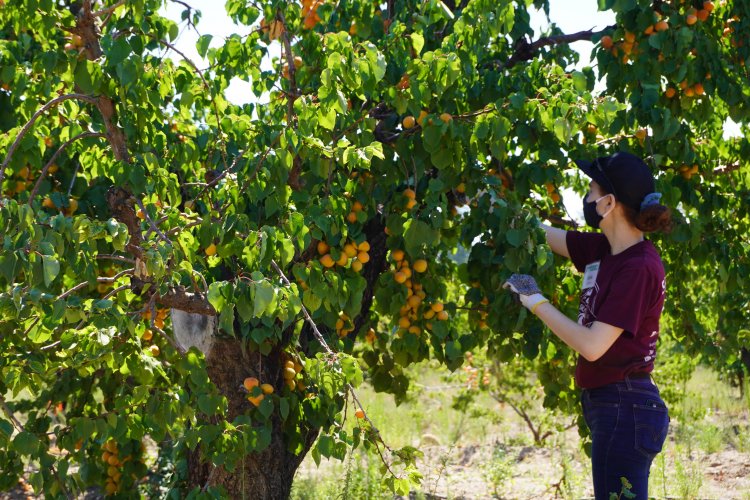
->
[185, 339, 319, 499]
[178, 217, 388, 498]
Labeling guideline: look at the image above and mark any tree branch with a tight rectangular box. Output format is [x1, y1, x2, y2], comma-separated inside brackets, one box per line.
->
[713, 163, 741, 175]
[106, 187, 142, 258]
[133, 280, 216, 316]
[91, 0, 126, 18]
[490, 26, 615, 70]
[97, 267, 133, 283]
[0, 394, 24, 432]
[0, 94, 97, 185]
[28, 132, 106, 205]
[134, 197, 173, 246]
[58, 281, 90, 300]
[96, 254, 136, 264]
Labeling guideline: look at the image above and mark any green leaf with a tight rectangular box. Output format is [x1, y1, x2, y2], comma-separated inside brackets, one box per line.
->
[42, 255, 60, 286]
[207, 281, 228, 311]
[73, 60, 102, 94]
[279, 398, 289, 420]
[107, 37, 131, 67]
[253, 281, 275, 317]
[410, 33, 424, 55]
[197, 34, 213, 58]
[571, 71, 587, 93]
[12, 431, 40, 455]
[505, 228, 526, 247]
[403, 220, 439, 256]
[340, 355, 363, 387]
[553, 117, 571, 144]
[318, 106, 337, 131]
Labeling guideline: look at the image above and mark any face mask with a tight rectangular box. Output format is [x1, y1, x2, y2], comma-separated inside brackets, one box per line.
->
[583, 194, 613, 229]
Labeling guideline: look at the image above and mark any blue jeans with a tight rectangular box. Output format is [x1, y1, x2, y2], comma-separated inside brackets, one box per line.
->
[581, 376, 670, 500]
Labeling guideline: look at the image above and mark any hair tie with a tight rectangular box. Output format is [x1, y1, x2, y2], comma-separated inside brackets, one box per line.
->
[640, 192, 662, 210]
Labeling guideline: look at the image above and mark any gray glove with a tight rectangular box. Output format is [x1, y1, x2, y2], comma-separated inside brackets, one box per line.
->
[503, 274, 548, 313]
[503, 274, 542, 295]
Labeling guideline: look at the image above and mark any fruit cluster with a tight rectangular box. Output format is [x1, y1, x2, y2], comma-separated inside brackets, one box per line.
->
[678, 163, 700, 180]
[364, 327, 376, 344]
[470, 284, 490, 329]
[317, 238, 370, 272]
[243, 376, 275, 406]
[139, 308, 169, 357]
[346, 199, 365, 223]
[141, 307, 169, 330]
[282, 357, 305, 392]
[389, 249, 446, 337]
[260, 17, 284, 41]
[399, 188, 417, 211]
[301, 0, 324, 29]
[335, 311, 354, 337]
[401, 111, 452, 130]
[100, 439, 145, 496]
[600, 2, 715, 65]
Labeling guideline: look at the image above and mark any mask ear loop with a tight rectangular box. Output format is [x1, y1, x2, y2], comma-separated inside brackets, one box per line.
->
[595, 194, 616, 220]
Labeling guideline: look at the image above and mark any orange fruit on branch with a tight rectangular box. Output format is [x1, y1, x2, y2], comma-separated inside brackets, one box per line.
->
[243, 377, 259, 391]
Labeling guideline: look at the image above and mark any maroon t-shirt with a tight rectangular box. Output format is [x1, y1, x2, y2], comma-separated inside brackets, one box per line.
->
[565, 231, 666, 389]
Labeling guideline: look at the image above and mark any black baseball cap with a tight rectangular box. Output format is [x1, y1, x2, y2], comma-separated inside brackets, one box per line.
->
[575, 151, 656, 212]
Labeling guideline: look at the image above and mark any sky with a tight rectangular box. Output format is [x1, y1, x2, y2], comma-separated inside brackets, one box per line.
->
[157, 0, 620, 221]
[158, 0, 741, 221]
[160, 0, 617, 105]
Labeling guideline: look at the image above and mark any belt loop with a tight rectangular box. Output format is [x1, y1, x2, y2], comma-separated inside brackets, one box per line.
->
[625, 377, 633, 390]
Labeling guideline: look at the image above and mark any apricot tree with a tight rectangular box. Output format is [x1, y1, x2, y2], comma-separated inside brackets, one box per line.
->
[0, 0, 748, 497]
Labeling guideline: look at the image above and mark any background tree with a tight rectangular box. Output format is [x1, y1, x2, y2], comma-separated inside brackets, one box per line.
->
[0, 0, 748, 497]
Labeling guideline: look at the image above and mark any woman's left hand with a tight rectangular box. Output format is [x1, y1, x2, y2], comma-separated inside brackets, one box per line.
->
[503, 274, 548, 312]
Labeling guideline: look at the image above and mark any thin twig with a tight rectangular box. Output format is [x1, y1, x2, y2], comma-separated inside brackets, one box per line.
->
[0, 93, 97, 184]
[40, 341, 61, 351]
[166, 219, 202, 236]
[97, 267, 134, 283]
[491, 26, 616, 70]
[96, 254, 136, 264]
[0, 394, 24, 432]
[66, 162, 80, 198]
[272, 259, 401, 476]
[102, 283, 129, 300]
[133, 198, 172, 245]
[22, 316, 41, 336]
[271, 260, 333, 354]
[58, 282, 89, 300]
[91, 0, 126, 18]
[153, 323, 186, 355]
[202, 465, 218, 492]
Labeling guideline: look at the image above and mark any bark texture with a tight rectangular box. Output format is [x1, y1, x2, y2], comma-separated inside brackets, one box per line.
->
[186, 339, 319, 499]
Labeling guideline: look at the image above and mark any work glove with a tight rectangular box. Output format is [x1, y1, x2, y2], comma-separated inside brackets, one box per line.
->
[502, 274, 549, 314]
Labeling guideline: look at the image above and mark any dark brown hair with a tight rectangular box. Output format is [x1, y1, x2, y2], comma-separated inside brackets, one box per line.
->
[621, 203, 673, 233]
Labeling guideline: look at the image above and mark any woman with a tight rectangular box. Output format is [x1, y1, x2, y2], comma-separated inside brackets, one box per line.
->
[503, 151, 672, 499]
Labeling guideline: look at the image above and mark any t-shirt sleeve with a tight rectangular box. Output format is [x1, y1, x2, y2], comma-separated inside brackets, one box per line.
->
[566, 231, 609, 273]
[594, 264, 657, 334]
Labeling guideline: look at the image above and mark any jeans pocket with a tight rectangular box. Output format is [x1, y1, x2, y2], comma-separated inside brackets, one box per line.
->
[585, 387, 620, 408]
[633, 400, 669, 459]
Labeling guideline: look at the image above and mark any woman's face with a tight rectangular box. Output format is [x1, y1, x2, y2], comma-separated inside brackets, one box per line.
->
[586, 180, 608, 203]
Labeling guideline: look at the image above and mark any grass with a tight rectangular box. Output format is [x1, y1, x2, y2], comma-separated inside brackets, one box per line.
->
[291, 363, 750, 499]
